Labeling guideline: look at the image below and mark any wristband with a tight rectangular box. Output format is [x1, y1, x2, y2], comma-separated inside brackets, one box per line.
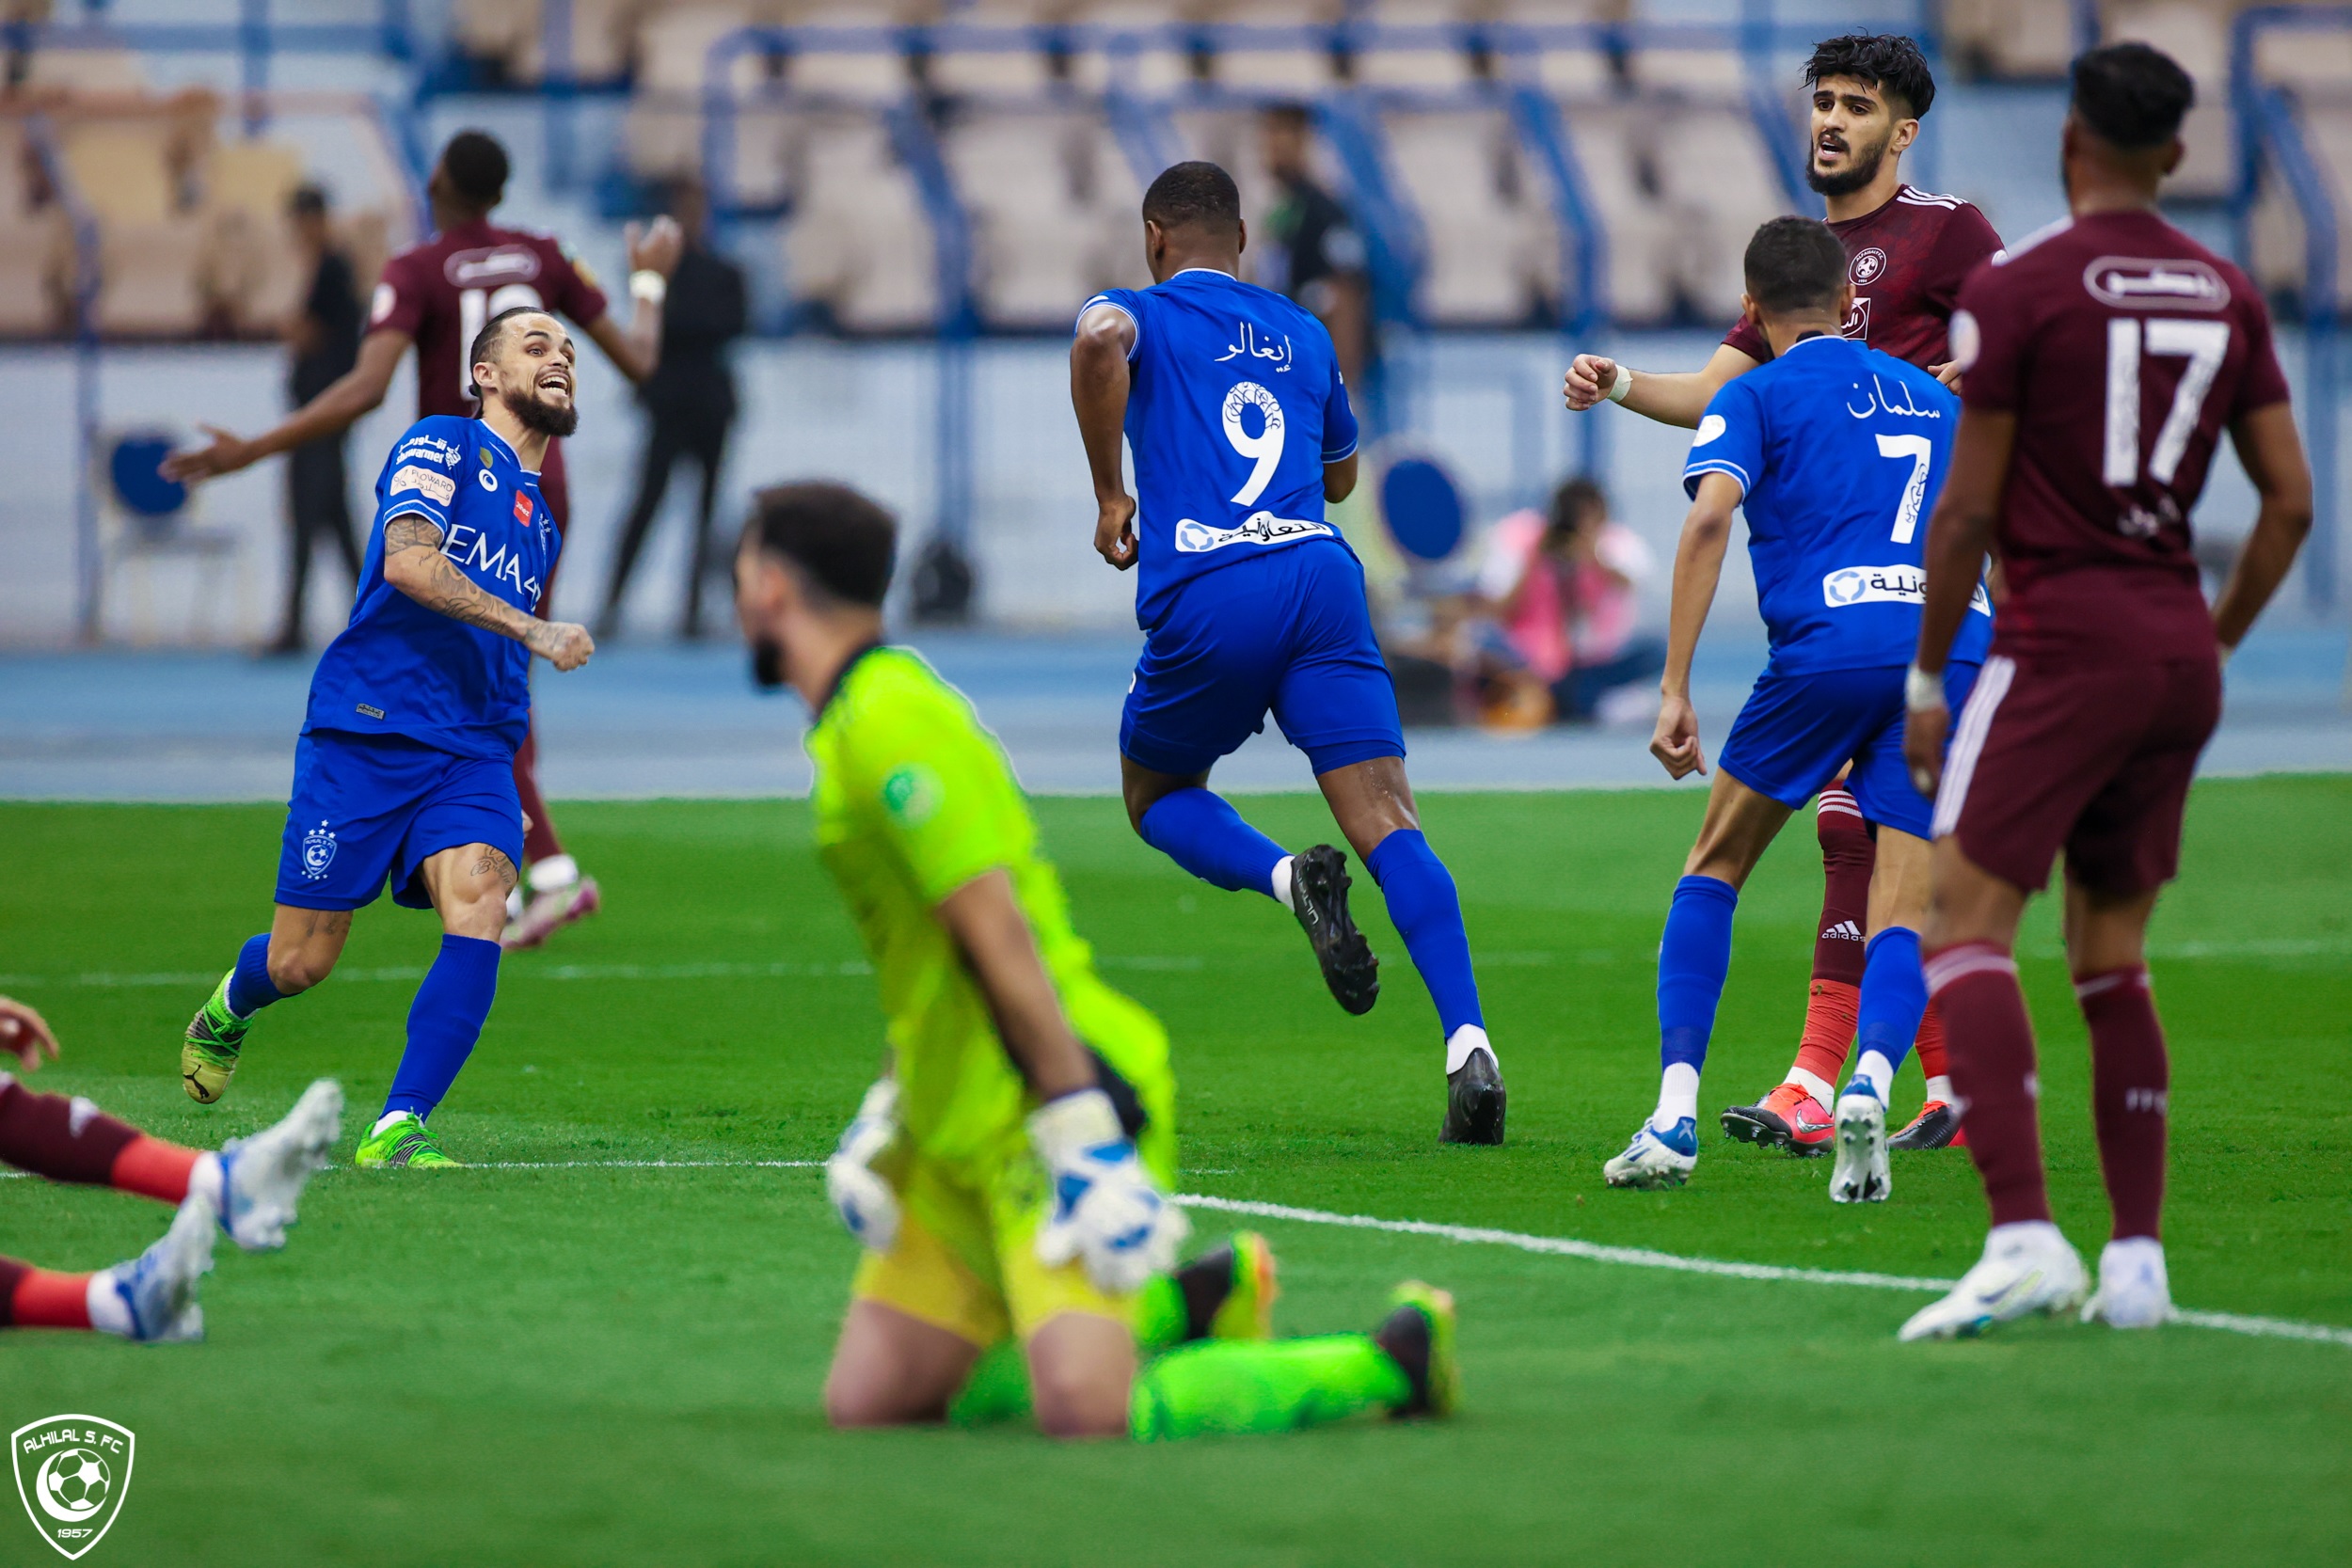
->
[1904, 663, 1946, 713]
[1605, 365, 1633, 404]
[628, 269, 667, 307]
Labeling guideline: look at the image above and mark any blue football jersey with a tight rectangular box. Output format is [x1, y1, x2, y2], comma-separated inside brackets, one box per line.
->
[1683, 335, 1993, 673]
[305, 416, 560, 758]
[1081, 268, 1360, 626]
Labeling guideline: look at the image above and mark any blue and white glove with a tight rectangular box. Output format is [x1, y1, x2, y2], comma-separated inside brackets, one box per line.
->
[826, 1079, 901, 1254]
[1028, 1087, 1187, 1293]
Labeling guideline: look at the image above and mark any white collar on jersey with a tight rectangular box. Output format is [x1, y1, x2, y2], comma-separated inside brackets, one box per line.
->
[473, 419, 519, 466]
[1170, 265, 1237, 280]
[1779, 332, 1846, 356]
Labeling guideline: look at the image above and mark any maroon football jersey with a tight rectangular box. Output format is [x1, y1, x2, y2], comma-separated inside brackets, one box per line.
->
[1724, 184, 2001, 370]
[1952, 209, 2292, 659]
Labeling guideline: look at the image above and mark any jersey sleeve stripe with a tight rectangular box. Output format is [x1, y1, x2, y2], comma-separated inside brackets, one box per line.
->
[1681, 457, 1751, 492]
[1077, 295, 1140, 360]
[378, 501, 447, 530]
[1321, 435, 1359, 462]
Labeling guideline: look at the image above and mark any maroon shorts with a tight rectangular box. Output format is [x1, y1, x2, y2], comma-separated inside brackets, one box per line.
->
[1932, 650, 2220, 896]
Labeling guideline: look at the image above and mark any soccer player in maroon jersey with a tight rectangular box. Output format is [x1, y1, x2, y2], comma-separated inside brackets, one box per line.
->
[1563, 33, 2002, 1158]
[165, 131, 683, 951]
[1898, 44, 2312, 1338]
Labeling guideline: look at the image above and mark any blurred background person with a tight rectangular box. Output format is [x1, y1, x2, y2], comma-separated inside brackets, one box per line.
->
[268, 183, 362, 657]
[1259, 103, 1375, 408]
[1475, 477, 1661, 726]
[597, 179, 748, 641]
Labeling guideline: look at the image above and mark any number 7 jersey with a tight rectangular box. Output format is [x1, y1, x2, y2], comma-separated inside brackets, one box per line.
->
[1081, 267, 1360, 627]
[1949, 209, 2290, 659]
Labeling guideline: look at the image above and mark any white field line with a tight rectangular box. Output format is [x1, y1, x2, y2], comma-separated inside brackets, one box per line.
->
[0, 954, 1213, 990]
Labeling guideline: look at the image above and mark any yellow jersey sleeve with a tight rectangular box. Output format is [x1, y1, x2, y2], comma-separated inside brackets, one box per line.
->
[834, 667, 1024, 908]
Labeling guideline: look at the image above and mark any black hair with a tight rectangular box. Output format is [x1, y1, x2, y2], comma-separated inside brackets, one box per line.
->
[466, 304, 555, 401]
[440, 129, 510, 209]
[1546, 477, 1609, 543]
[744, 483, 898, 609]
[2071, 42, 2195, 151]
[1743, 216, 1849, 316]
[1805, 33, 1936, 119]
[289, 182, 328, 217]
[1263, 101, 1312, 133]
[1142, 160, 1242, 236]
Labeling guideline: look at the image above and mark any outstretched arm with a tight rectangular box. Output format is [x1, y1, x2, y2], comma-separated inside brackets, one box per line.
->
[162, 328, 410, 482]
[2212, 403, 2314, 653]
[581, 217, 686, 385]
[1903, 408, 2015, 795]
[0, 995, 60, 1072]
[1072, 303, 1139, 569]
[935, 869, 1096, 1100]
[1565, 343, 1759, 429]
[1651, 471, 1740, 779]
[380, 514, 595, 670]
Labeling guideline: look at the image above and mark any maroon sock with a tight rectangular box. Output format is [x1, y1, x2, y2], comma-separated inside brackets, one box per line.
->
[1, 1259, 95, 1329]
[2077, 966, 2168, 1242]
[0, 1079, 139, 1185]
[1812, 786, 1873, 987]
[1926, 942, 2051, 1227]
[515, 727, 564, 864]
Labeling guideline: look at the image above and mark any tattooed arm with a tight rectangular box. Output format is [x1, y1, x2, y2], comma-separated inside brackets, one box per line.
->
[379, 513, 596, 671]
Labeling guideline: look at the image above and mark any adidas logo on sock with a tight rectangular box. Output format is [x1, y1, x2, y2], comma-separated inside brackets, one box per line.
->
[1821, 920, 1864, 942]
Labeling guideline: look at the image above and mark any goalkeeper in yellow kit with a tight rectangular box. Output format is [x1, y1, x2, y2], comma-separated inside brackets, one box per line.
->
[735, 482, 1457, 1439]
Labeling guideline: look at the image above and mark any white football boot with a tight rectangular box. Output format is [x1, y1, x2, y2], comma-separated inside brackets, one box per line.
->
[216, 1078, 343, 1251]
[1829, 1087, 1891, 1203]
[2081, 1236, 2173, 1329]
[1603, 1116, 1699, 1189]
[109, 1191, 219, 1343]
[1899, 1221, 2088, 1341]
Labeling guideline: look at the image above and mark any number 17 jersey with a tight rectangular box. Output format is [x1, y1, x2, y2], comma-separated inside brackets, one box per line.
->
[1081, 267, 1360, 627]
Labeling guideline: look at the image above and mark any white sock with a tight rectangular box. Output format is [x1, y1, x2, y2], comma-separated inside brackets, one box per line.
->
[1652, 1062, 1700, 1132]
[1988, 1218, 2065, 1254]
[1444, 1024, 1494, 1076]
[1785, 1067, 1836, 1105]
[188, 1151, 225, 1210]
[1267, 855, 1295, 909]
[1847, 1050, 1896, 1101]
[1925, 1074, 1954, 1103]
[372, 1110, 416, 1137]
[529, 853, 580, 894]
[85, 1271, 133, 1338]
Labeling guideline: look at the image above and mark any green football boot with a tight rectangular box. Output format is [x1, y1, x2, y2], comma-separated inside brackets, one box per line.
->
[181, 971, 252, 1105]
[353, 1114, 461, 1169]
[1375, 1280, 1460, 1419]
[1202, 1230, 1280, 1341]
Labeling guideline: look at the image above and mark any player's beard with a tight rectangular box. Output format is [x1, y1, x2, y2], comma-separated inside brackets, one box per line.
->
[750, 638, 787, 689]
[1806, 128, 1892, 198]
[501, 382, 580, 439]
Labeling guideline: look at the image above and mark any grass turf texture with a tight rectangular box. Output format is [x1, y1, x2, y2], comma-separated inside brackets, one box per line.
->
[2, 778, 2347, 1566]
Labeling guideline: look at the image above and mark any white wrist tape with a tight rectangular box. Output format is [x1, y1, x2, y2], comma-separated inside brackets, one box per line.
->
[628, 269, 667, 307]
[1904, 663, 1947, 713]
[1605, 365, 1633, 404]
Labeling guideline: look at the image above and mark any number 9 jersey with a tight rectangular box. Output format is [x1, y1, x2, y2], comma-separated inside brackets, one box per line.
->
[1080, 267, 1360, 628]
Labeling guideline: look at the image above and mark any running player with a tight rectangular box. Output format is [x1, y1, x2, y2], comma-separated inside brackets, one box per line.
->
[735, 483, 1458, 1438]
[1899, 44, 2312, 1338]
[0, 995, 341, 1341]
[1603, 217, 1990, 1195]
[163, 130, 682, 951]
[175, 308, 592, 1170]
[1564, 33, 2000, 1154]
[1072, 161, 1504, 1145]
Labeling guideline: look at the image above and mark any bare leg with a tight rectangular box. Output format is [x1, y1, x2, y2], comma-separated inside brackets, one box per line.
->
[264, 904, 352, 995]
[1025, 1311, 1137, 1440]
[824, 1300, 984, 1428]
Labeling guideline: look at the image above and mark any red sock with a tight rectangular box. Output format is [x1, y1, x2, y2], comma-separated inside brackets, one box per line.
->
[515, 727, 564, 864]
[1912, 1000, 1964, 1143]
[110, 1136, 200, 1205]
[1927, 942, 2050, 1227]
[2077, 966, 2168, 1241]
[1789, 787, 1873, 1085]
[1, 1259, 94, 1330]
[1792, 981, 1861, 1087]
[0, 1079, 137, 1183]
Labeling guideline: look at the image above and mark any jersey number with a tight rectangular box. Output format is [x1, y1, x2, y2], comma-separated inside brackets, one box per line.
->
[1222, 381, 1285, 507]
[1875, 433, 1933, 544]
[2104, 317, 2231, 487]
[458, 284, 547, 399]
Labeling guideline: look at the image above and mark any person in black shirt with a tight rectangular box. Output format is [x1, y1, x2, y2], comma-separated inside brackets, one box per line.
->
[1259, 103, 1373, 394]
[598, 179, 749, 640]
[271, 183, 362, 655]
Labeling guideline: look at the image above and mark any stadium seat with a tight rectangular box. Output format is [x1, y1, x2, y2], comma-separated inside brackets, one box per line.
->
[1943, 0, 2077, 80]
[1548, 100, 1678, 324]
[202, 141, 307, 334]
[2251, 99, 2352, 304]
[781, 115, 941, 330]
[2103, 1, 2232, 199]
[942, 106, 1150, 327]
[1652, 102, 1788, 322]
[54, 116, 211, 337]
[1381, 107, 1557, 324]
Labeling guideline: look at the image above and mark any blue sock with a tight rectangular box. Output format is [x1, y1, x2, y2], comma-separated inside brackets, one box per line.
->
[1658, 875, 1740, 1082]
[1137, 788, 1291, 898]
[225, 932, 283, 1018]
[1847, 927, 1927, 1100]
[382, 935, 501, 1121]
[1364, 830, 1484, 1038]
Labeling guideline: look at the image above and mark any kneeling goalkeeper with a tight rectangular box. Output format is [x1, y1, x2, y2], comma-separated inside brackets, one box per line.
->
[736, 482, 1455, 1439]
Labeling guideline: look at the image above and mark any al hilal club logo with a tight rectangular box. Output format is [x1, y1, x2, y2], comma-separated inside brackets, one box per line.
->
[13, 1416, 133, 1560]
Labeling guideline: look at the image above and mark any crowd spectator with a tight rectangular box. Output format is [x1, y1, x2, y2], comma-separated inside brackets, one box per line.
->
[1259, 103, 1375, 402]
[269, 183, 362, 656]
[1475, 477, 1662, 724]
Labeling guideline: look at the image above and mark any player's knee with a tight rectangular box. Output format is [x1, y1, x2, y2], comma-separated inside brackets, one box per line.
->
[267, 940, 338, 994]
[1029, 1369, 1130, 1440]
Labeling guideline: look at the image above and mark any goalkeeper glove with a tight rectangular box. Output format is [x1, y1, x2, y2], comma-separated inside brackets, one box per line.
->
[1028, 1086, 1187, 1293]
[826, 1078, 901, 1254]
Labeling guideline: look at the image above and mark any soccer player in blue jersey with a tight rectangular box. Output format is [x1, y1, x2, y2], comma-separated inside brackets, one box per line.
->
[176, 307, 595, 1168]
[1071, 162, 1503, 1145]
[1600, 217, 1993, 1199]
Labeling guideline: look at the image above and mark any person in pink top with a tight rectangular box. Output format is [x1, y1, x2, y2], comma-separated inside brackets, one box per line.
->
[1477, 479, 1661, 722]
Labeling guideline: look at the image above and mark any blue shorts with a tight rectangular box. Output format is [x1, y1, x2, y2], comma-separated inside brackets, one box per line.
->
[1715, 661, 1981, 840]
[1120, 540, 1405, 779]
[275, 730, 525, 911]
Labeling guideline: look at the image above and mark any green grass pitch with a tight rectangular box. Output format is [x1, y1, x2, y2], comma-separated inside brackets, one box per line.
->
[2, 778, 2347, 1566]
